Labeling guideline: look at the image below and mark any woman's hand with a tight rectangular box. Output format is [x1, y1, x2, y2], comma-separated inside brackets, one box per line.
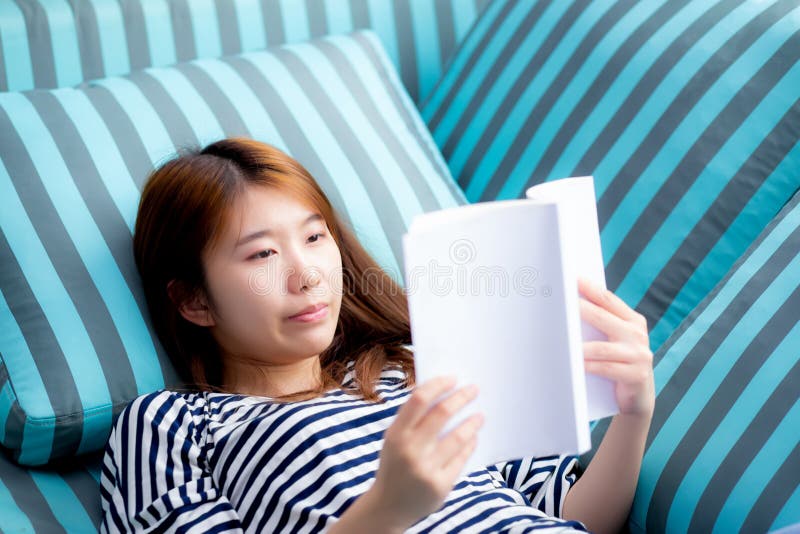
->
[368, 376, 483, 531]
[578, 277, 655, 418]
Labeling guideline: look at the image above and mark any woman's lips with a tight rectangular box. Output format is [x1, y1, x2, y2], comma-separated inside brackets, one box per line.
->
[287, 304, 328, 322]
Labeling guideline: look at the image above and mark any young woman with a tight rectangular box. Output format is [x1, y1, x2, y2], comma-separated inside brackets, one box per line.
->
[99, 137, 655, 534]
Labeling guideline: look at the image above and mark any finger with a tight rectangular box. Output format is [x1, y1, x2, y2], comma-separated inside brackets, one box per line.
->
[393, 375, 458, 430]
[577, 277, 640, 323]
[583, 340, 637, 364]
[579, 297, 635, 342]
[584, 360, 651, 384]
[433, 412, 484, 466]
[415, 384, 479, 440]
[440, 433, 479, 481]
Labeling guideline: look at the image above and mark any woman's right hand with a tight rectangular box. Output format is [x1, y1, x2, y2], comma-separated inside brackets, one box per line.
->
[368, 375, 484, 531]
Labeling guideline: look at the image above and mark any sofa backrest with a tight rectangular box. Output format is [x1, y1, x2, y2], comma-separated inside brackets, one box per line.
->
[420, 0, 800, 354]
[0, 0, 490, 104]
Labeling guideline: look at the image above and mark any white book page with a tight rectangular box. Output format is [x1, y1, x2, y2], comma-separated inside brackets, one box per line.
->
[402, 200, 591, 478]
[526, 176, 620, 421]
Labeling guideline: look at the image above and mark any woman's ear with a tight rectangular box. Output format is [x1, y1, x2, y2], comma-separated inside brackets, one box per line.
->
[167, 279, 216, 327]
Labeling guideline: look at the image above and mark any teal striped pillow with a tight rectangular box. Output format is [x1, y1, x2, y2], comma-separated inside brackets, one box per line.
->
[0, 29, 467, 466]
[587, 189, 800, 533]
[421, 0, 800, 353]
[0, 0, 490, 104]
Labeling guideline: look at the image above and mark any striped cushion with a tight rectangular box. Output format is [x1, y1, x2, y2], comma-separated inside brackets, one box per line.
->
[0, 446, 103, 532]
[0, 0, 490, 104]
[0, 28, 467, 466]
[421, 0, 800, 353]
[586, 188, 800, 533]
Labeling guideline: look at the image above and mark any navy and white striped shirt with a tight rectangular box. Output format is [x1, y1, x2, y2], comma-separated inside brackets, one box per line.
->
[100, 364, 590, 533]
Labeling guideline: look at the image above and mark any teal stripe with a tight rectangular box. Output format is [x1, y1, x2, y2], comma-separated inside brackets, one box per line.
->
[90, 0, 130, 78]
[666, 320, 800, 532]
[53, 91, 139, 231]
[769, 483, 800, 532]
[601, 3, 800, 264]
[144, 67, 225, 147]
[88, 463, 101, 484]
[2, 94, 111, 418]
[635, 249, 800, 528]
[140, 0, 176, 67]
[0, 137, 68, 424]
[547, 0, 715, 183]
[18, 412, 53, 465]
[280, 0, 310, 42]
[38, 0, 83, 87]
[0, 478, 34, 532]
[80, 403, 115, 454]
[617, 58, 800, 307]
[649, 139, 800, 350]
[712, 396, 800, 534]
[29, 470, 95, 532]
[421, 0, 508, 118]
[188, 0, 222, 59]
[291, 43, 424, 226]
[460, 1, 611, 200]
[591, 0, 772, 200]
[90, 77, 175, 165]
[334, 37, 462, 210]
[366, 0, 401, 76]
[604, 5, 799, 265]
[52, 90, 164, 399]
[600, 3, 798, 262]
[193, 59, 283, 142]
[0, 1, 34, 91]
[653, 188, 800, 392]
[450, 0, 478, 43]
[495, 0, 667, 200]
[241, 51, 399, 275]
[323, 0, 353, 34]
[233, 0, 267, 51]
[440, 0, 562, 179]
[0, 374, 10, 443]
[409, 0, 441, 102]
[0, 284, 50, 420]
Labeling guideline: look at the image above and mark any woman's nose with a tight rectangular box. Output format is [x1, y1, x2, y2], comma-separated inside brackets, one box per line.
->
[285, 252, 322, 294]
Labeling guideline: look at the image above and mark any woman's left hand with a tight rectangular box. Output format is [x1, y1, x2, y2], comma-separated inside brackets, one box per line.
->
[578, 277, 655, 418]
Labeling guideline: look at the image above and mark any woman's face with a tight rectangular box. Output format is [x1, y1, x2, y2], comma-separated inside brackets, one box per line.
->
[197, 185, 343, 370]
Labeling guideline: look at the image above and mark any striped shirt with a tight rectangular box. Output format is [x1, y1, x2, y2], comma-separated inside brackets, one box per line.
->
[99, 364, 590, 533]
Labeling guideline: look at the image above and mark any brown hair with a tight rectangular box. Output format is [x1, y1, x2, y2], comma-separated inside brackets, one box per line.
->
[133, 137, 415, 402]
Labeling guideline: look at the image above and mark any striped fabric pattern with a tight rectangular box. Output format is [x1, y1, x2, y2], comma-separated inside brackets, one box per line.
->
[0, 28, 467, 468]
[585, 189, 800, 533]
[0, 442, 104, 533]
[0, 0, 490, 104]
[99, 365, 588, 533]
[420, 0, 800, 353]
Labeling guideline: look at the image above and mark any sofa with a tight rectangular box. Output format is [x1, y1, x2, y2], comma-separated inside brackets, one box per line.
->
[0, 1, 798, 532]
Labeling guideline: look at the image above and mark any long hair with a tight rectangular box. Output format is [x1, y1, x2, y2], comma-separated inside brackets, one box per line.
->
[133, 137, 414, 402]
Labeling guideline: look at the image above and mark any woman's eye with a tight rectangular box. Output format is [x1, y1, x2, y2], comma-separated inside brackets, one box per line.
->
[308, 232, 325, 243]
[251, 249, 274, 260]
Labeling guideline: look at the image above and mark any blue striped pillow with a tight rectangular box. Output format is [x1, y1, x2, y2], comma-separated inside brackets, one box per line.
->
[0, 29, 466, 466]
[587, 189, 800, 533]
[421, 0, 800, 353]
[0, 0, 490, 104]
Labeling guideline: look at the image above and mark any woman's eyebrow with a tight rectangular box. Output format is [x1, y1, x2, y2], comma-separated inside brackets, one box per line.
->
[235, 213, 323, 248]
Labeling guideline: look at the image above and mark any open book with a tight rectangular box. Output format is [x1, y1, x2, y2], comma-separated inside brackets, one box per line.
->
[401, 176, 619, 477]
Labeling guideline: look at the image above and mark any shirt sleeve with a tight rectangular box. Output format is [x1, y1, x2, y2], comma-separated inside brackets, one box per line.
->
[491, 454, 583, 519]
[99, 390, 244, 533]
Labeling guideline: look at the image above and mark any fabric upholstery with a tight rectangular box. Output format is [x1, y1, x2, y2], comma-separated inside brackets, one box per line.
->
[421, 0, 800, 352]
